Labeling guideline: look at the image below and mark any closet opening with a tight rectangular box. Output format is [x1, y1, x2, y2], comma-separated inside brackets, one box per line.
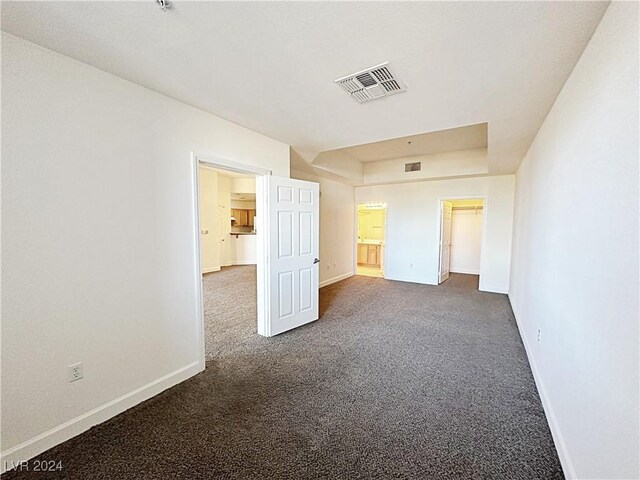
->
[438, 198, 485, 289]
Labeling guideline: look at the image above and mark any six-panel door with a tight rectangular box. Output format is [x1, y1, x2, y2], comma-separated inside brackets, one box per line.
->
[267, 176, 319, 336]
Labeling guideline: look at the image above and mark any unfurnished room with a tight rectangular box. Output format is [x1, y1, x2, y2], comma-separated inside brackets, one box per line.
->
[1, 2, 638, 479]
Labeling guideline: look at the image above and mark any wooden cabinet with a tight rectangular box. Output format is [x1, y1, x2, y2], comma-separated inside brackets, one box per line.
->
[367, 245, 379, 265]
[357, 243, 381, 267]
[358, 244, 368, 264]
[231, 209, 241, 225]
[232, 208, 253, 227]
[232, 209, 257, 227]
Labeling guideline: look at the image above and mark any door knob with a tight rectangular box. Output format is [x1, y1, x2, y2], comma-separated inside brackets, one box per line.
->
[313, 258, 320, 264]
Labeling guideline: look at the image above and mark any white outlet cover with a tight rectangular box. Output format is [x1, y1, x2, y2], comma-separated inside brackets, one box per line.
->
[68, 362, 83, 382]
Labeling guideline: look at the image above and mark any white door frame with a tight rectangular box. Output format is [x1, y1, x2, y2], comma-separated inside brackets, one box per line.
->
[191, 152, 271, 369]
[435, 195, 488, 286]
[354, 203, 387, 277]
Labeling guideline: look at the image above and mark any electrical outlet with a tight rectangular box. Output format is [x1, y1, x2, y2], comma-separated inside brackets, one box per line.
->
[537, 329, 542, 343]
[68, 362, 83, 383]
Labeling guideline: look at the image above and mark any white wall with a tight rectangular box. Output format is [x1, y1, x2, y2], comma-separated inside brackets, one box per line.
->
[217, 174, 232, 267]
[200, 170, 236, 270]
[356, 175, 514, 293]
[232, 235, 257, 265]
[363, 148, 487, 185]
[357, 209, 385, 241]
[1, 33, 290, 465]
[291, 170, 355, 287]
[450, 209, 483, 275]
[509, 3, 639, 479]
[230, 200, 256, 209]
[199, 167, 220, 273]
[311, 149, 364, 185]
[231, 177, 255, 194]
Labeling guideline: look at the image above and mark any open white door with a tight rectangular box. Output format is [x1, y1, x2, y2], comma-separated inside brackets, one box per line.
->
[265, 176, 319, 336]
[439, 201, 452, 283]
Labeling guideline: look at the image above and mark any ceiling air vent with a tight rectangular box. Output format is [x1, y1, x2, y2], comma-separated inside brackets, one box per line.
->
[335, 62, 407, 104]
[405, 162, 421, 172]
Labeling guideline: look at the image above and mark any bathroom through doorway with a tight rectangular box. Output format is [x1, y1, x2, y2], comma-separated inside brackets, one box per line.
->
[356, 203, 386, 278]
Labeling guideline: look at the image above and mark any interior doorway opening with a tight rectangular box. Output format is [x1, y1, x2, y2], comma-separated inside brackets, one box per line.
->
[198, 163, 261, 360]
[438, 198, 485, 288]
[356, 203, 386, 278]
[194, 153, 321, 363]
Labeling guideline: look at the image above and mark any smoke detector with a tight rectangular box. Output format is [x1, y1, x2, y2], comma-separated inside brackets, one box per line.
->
[335, 62, 407, 104]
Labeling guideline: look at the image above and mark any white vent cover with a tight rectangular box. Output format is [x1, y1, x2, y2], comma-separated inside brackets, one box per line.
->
[335, 62, 407, 104]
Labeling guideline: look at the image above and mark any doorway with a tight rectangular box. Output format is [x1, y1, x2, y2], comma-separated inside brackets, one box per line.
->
[356, 203, 386, 278]
[193, 153, 321, 366]
[198, 164, 260, 359]
[438, 198, 485, 287]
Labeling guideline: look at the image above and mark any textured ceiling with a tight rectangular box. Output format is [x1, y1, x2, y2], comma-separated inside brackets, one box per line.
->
[1, 1, 609, 175]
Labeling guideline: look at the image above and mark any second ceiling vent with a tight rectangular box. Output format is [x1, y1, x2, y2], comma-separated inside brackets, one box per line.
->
[335, 62, 407, 104]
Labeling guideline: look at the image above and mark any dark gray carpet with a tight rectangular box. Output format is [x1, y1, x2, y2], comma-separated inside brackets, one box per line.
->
[3, 273, 563, 480]
[203, 266, 257, 360]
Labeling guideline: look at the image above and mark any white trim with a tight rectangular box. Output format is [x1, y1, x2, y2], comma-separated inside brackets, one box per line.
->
[0, 362, 201, 474]
[196, 153, 271, 176]
[383, 274, 431, 285]
[436, 195, 488, 287]
[478, 284, 508, 294]
[191, 155, 206, 371]
[192, 152, 271, 343]
[202, 267, 221, 274]
[319, 271, 354, 288]
[352, 205, 359, 277]
[255, 175, 269, 336]
[450, 268, 480, 275]
[509, 297, 577, 480]
[232, 261, 257, 266]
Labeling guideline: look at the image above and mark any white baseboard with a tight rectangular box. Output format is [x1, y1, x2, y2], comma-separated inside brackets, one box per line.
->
[450, 268, 480, 275]
[478, 283, 508, 294]
[509, 297, 577, 480]
[202, 267, 220, 274]
[319, 271, 354, 288]
[382, 274, 433, 285]
[0, 361, 202, 473]
[232, 261, 257, 266]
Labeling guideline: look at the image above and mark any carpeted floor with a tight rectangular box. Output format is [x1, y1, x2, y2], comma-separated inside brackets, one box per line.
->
[203, 266, 258, 360]
[3, 271, 563, 480]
